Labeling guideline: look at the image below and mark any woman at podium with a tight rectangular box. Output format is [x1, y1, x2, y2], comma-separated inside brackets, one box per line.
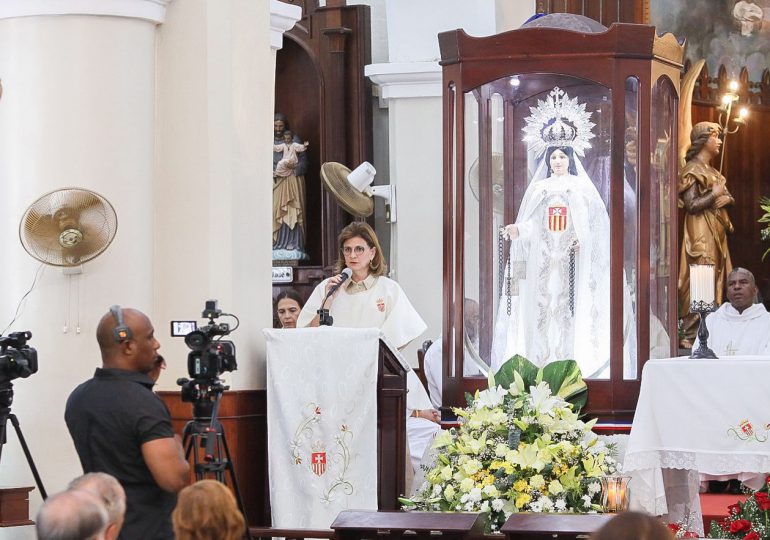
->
[297, 222, 426, 350]
[297, 222, 440, 474]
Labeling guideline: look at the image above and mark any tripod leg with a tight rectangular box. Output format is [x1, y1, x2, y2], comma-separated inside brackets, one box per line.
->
[218, 428, 251, 540]
[9, 414, 48, 499]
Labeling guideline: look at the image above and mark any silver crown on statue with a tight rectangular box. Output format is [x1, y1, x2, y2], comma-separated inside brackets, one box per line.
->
[542, 117, 578, 147]
[523, 86, 595, 158]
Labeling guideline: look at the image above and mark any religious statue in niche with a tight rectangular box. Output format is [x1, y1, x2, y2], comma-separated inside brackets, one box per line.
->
[677, 122, 734, 348]
[491, 86, 636, 379]
[273, 112, 309, 262]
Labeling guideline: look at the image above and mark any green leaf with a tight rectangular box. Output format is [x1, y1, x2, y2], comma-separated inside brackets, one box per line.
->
[493, 355, 539, 391]
[492, 356, 587, 412]
[541, 360, 588, 413]
[398, 497, 417, 507]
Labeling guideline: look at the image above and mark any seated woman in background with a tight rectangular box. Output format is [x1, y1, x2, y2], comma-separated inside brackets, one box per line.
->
[274, 289, 304, 329]
[172, 480, 245, 540]
[297, 222, 439, 475]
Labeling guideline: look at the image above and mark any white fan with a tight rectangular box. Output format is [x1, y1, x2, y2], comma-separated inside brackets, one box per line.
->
[468, 152, 505, 215]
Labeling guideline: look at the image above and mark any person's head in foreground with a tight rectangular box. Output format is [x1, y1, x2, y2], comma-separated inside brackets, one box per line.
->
[172, 480, 246, 540]
[36, 489, 108, 540]
[591, 511, 674, 540]
[68, 472, 126, 540]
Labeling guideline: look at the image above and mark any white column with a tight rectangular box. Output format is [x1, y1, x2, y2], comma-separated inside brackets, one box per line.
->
[153, 0, 291, 391]
[0, 1, 166, 535]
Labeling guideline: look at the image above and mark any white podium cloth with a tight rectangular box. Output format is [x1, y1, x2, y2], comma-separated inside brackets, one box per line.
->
[265, 327, 380, 529]
[624, 356, 770, 533]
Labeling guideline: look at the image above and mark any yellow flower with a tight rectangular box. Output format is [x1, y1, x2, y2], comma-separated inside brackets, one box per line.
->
[482, 474, 495, 486]
[515, 492, 531, 508]
[444, 484, 456, 500]
[582, 452, 606, 478]
[548, 479, 564, 495]
[440, 466, 453, 481]
[513, 479, 528, 492]
[460, 477, 475, 493]
[461, 458, 482, 476]
[529, 474, 545, 489]
[432, 430, 453, 448]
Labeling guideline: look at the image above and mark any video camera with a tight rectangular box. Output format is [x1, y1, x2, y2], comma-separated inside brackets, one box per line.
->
[0, 331, 38, 385]
[173, 301, 238, 411]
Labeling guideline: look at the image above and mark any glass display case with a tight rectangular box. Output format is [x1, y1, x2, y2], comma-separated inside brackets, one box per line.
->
[438, 16, 684, 420]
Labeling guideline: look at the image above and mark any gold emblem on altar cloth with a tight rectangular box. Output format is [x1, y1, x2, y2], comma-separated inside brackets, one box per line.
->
[548, 206, 567, 232]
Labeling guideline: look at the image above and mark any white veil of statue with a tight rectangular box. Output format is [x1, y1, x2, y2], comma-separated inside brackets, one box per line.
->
[490, 86, 636, 379]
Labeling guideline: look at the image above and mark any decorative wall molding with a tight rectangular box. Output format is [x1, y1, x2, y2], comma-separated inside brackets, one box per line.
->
[0, 0, 171, 24]
[365, 62, 442, 107]
[270, 0, 301, 51]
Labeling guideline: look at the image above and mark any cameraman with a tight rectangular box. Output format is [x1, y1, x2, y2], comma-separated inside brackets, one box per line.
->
[65, 307, 190, 540]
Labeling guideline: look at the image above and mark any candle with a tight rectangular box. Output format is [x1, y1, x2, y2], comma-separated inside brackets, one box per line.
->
[690, 264, 715, 304]
[602, 476, 631, 512]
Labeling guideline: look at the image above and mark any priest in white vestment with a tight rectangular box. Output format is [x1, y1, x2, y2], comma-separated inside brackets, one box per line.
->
[693, 267, 770, 355]
[297, 222, 440, 474]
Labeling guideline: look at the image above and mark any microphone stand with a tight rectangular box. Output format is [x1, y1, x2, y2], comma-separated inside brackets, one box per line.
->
[317, 270, 351, 326]
[317, 286, 335, 327]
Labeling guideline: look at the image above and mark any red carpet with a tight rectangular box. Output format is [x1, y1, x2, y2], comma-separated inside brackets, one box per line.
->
[700, 493, 748, 532]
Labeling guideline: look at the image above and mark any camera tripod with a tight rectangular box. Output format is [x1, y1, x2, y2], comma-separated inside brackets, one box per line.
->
[0, 381, 47, 500]
[182, 385, 250, 539]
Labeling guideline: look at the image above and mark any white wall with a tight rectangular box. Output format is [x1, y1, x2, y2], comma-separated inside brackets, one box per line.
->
[153, 0, 275, 392]
[0, 12, 157, 538]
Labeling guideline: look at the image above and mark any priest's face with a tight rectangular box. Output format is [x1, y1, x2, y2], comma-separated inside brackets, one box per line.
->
[727, 269, 757, 313]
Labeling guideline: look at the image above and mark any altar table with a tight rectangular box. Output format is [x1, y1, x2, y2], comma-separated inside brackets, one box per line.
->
[624, 356, 770, 534]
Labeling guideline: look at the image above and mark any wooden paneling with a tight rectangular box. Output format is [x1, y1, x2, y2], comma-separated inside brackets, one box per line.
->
[273, 1, 373, 309]
[539, 0, 646, 25]
[159, 390, 268, 526]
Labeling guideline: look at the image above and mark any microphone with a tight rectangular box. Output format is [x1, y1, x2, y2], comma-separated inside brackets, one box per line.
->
[318, 268, 353, 326]
[325, 268, 352, 300]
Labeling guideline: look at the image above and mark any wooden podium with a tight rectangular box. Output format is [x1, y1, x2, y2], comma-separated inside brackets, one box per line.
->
[375, 336, 408, 509]
[264, 327, 408, 529]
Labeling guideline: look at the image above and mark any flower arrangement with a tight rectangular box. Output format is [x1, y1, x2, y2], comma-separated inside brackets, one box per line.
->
[709, 476, 770, 540]
[401, 357, 616, 532]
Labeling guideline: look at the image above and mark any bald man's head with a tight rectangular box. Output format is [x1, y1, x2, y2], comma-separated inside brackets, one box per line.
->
[69, 473, 126, 540]
[37, 489, 108, 540]
[96, 307, 160, 373]
[727, 267, 758, 313]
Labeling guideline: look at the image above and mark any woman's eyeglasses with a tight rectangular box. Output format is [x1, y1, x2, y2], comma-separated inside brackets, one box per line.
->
[342, 246, 368, 256]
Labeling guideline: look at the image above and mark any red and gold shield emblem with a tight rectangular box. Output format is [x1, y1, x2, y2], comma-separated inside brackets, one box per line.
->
[548, 206, 567, 232]
[311, 451, 327, 476]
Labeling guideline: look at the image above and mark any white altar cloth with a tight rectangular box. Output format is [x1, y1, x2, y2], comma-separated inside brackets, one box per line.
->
[265, 327, 381, 529]
[624, 356, 770, 532]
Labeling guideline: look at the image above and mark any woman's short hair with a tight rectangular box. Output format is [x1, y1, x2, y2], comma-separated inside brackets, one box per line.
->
[172, 480, 245, 540]
[545, 145, 578, 175]
[591, 511, 674, 540]
[334, 221, 387, 277]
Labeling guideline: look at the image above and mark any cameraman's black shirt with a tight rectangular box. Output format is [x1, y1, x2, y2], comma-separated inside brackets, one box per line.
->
[65, 368, 176, 540]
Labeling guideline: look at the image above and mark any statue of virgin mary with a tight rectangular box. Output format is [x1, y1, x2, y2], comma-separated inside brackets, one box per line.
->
[491, 87, 635, 379]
